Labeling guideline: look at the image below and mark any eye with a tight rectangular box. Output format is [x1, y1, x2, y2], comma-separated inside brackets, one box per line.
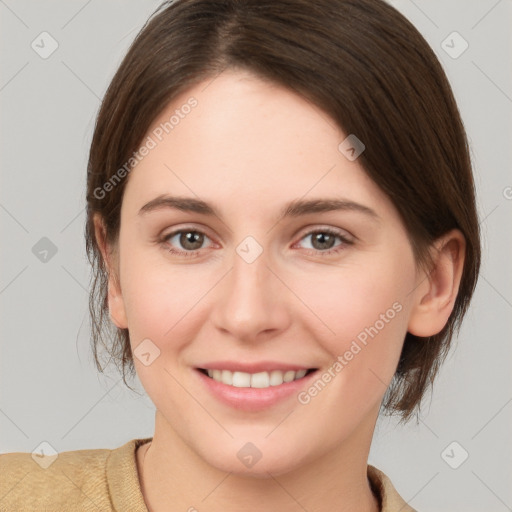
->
[295, 227, 353, 256]
[160, 228, 213, 258]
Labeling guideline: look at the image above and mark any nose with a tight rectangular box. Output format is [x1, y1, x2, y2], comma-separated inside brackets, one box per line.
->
[210, 243, 291, 343]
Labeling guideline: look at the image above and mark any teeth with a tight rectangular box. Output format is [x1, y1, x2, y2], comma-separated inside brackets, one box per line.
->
[269, 370, 285, 386]
[221, 369, 233, 385]
[204, 368, 309, 388]
[232, 371, 251, 387]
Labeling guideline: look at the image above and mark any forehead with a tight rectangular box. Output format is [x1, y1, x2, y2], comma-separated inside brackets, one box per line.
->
[121, 69, 396, 222]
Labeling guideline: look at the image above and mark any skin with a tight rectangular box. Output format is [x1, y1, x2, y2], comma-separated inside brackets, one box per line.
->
[94, 69, 465, 512]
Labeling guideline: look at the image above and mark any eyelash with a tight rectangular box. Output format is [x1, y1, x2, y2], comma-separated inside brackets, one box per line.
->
[158, 226, 354, 259]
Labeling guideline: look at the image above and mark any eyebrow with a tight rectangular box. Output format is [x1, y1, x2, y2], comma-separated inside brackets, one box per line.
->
[138, 195, 380, 222]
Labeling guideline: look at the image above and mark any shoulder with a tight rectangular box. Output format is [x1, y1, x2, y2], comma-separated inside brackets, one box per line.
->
[0, 439, 146, 511]
[368, 464, 418, 512]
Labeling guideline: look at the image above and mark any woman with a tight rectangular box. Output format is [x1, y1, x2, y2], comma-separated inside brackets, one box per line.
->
[0, 0, 480, 510]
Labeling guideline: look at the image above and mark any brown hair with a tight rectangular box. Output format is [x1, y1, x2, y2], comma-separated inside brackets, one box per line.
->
[85, 0, 481, 423]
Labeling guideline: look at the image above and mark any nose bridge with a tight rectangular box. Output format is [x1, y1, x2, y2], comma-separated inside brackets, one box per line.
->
[232, 240, 270, 297]
[211, 237, 288, 340]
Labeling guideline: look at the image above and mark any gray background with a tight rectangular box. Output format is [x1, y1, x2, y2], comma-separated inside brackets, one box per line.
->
[1, 1, 511, 510]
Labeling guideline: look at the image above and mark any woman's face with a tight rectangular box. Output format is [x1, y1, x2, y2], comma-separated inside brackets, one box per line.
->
[106, 69, 425, 475]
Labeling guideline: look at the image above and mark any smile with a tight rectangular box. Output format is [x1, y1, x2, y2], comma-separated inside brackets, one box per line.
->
[198, 368, 316, 388]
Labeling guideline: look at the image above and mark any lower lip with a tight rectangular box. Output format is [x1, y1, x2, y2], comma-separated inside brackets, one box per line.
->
[195, 369, 318, 411]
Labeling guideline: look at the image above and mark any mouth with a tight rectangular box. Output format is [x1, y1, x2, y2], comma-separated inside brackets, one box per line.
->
[197, 368, 318, 389]
[195, 365, 321, 411]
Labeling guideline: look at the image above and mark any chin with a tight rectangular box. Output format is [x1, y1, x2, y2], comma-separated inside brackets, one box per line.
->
[210, 455, 303, 479]
[197, 437, 312, 478]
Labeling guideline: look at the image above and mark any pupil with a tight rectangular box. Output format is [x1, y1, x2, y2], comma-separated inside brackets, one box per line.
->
[183, 231, 202, 249]
[315, 232, 333, 250]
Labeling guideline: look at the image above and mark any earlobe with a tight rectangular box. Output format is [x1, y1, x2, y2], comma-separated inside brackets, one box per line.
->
[93, 214, 128, 330]
[407, 229, 466, 337]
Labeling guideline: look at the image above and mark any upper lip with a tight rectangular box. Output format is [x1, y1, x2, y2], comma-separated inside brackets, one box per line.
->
[196, 361, 317, 373]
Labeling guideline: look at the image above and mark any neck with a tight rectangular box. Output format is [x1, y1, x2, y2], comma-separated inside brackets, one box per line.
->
[137, 411, 380, 512]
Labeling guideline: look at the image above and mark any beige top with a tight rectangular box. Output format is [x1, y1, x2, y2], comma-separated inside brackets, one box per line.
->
[0, 438, 417, 511]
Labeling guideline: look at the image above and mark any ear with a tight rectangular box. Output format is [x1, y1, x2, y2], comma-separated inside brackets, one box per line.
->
[407, 229, 466, 337]
[93, 213, 128, 329]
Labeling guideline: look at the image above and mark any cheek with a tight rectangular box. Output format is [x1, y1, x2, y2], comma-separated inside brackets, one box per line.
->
[120, 245, 215, 353]
[120, 258, 210, 400]
[295, 256, 414, 404]
[298, 256, 412, 344]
